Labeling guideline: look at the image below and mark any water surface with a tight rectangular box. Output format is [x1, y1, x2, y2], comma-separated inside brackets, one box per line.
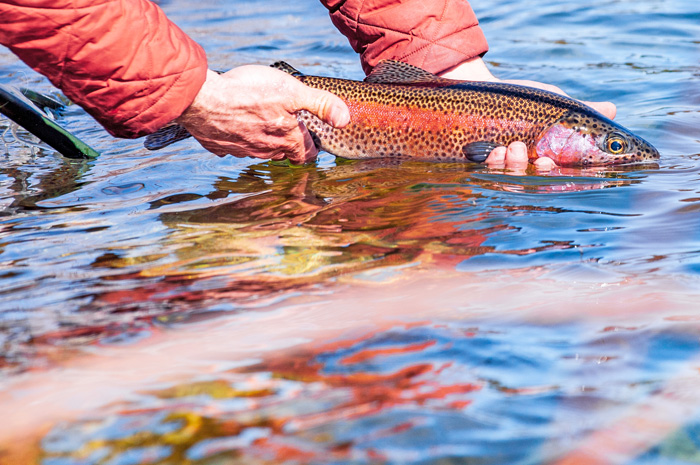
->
[2, 0, 700, 463]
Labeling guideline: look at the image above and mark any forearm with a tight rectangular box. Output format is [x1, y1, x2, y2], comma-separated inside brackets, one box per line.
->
[0, 0, 207, 138]
[320, 0, 489, 75]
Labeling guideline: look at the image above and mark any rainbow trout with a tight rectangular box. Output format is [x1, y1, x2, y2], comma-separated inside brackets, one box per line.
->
[145, 60, 659, 166]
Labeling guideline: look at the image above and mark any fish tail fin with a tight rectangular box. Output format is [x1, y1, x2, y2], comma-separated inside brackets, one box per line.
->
[270, 61, 304, 77]
[144, 122, 192, 150]
[19, 88, 66, 115]
[0, 83, 99, 159]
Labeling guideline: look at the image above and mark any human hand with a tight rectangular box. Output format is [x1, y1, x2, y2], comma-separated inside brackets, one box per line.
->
[439, 57, 617, 170]
[483, 141, 555, 173]
[175, 66, 350, 164]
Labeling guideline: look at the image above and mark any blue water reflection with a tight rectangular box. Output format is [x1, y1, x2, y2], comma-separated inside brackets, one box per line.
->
[34, 321, 700, 464]
[1, 0, 700, 463]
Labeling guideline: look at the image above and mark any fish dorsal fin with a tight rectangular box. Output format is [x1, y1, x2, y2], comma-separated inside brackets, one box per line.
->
[270, 61, 304, 77]
[365, 60, 445, 85]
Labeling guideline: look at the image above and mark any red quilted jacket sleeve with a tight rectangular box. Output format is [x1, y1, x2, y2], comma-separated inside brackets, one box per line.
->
[0, 0, 207, 138]
[321, 0, 489, 75]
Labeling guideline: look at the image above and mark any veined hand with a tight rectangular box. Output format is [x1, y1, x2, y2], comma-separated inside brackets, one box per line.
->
[176, 66, 350, 163]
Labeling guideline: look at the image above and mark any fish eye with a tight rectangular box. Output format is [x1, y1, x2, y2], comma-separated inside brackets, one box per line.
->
[606, 136, 627, 154]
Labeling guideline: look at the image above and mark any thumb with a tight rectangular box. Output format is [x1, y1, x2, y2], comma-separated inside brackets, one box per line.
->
[294, 84, 351, 128]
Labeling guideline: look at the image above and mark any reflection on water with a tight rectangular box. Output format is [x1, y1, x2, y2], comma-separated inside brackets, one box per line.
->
[34, 321, 700, 464]
[2, 0, 700, 463]
[0, 157, 649, 373]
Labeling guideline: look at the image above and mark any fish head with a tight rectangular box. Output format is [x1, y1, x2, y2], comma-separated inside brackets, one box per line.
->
[533, 111, 659, 166]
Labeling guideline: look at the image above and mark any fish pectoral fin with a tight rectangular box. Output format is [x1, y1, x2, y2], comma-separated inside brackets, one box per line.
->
[144, 123, 192, 150]
[364, 60, 444, 85]
[270, 61, 304, 77]
[463, 141, 501, 163]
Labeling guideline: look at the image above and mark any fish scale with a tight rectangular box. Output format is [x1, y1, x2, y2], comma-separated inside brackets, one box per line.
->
[296, 77, 558, 162]
[145, 60, 659, 167]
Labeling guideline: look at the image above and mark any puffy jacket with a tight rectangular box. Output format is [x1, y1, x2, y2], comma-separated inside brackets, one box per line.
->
[0, 0, 487, 139]
[321, 0, 488, 75]
[0, 0, 207, 139]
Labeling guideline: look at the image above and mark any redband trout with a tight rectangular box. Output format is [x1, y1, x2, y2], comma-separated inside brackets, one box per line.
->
[145, 60, 659, 167]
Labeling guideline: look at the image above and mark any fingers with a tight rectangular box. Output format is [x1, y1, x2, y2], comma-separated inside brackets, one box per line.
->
[486, 141, 529, 173]
[485, 141, 558, 174]
[264, 74, 348, 163]
[284, 121, 319, 165]
[533, 157, 557, 171]
[486, 146, 507, 165]
[178, 66, 338, 164]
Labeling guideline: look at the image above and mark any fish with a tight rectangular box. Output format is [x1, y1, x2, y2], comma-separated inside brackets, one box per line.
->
[144, 60, 659, 167]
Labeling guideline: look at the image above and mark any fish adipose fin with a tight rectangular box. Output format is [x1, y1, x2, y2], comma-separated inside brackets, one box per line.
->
[0, 83, 99, 159]
[463, 141, 500, 163]
[365, 60, 447, 85]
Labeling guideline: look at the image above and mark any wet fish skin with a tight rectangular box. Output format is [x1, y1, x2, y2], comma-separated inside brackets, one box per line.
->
[145, 61, 659, 167]
[287, 61, 658, 167]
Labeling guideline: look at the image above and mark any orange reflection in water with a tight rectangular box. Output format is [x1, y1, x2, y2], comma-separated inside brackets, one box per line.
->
[23, 322, 484, 465]
[2, 264, 700, 464]
[85, 161, 625, 318]
[0, 156, 671, 465]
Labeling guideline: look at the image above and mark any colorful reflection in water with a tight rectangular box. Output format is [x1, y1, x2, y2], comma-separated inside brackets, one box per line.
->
[2, 0, 700, 463]
[34, 322, 700, 464]
[0, 158, 645, 374]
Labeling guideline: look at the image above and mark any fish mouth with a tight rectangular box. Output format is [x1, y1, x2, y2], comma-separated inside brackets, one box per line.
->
[612, 151, 660, 165]
[631, 138, 661, 164]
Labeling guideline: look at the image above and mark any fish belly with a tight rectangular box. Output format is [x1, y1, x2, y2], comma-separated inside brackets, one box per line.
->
[300, 102, 489, 163]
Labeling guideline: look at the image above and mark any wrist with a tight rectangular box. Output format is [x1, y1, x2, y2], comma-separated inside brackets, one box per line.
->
[175, 69, 221, 126]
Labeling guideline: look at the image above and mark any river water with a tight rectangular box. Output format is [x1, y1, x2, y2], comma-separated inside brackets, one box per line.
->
[1, 0, 700, 463]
